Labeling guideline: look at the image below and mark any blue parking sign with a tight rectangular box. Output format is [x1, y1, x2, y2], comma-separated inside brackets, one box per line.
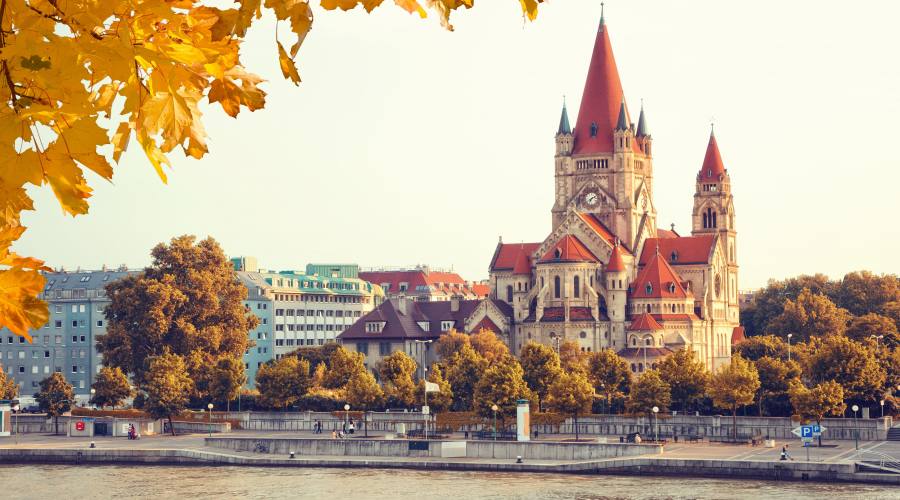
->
[801, 425, 814, 438]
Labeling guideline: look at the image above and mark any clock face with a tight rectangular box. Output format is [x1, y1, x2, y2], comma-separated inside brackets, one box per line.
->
[585, 191, 599, 207]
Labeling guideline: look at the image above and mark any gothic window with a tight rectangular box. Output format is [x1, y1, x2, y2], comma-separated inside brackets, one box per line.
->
[645, 282, 653, 295]
[619, 280, 622, 288]
[541, 277, 544, 289]
[670, 251, 678, 262]
[645, 338, 651, 346]
[638, 363, 644, 372]
[574, 276, 580, 298]
[631, 363, 637, 372]
[712, 211, 717, 228]
[646, 304, 651, 313]
[702, 212, 708, 229]
[668, 283, 676, 294]
[715, 274, 722, 298]
[554, 276, 561, 298]
[631, 337, 636, 346]
[506, 285, 513, 303]
[590, 122, 598, 137]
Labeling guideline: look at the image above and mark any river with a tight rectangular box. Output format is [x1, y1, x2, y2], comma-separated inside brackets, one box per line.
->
[0, 465, 895, 499]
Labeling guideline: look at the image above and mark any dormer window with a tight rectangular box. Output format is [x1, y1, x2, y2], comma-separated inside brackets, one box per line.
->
[645, 282, 653, 295]
[554, 248, 562, 259]
[365, 322, 385, 333]
[590, 122, 598, 137]
[670, 251, 678, 263]
[417, 321, 430, 332]
[440, 320, 454, 332]
[667, 283, 676, 293]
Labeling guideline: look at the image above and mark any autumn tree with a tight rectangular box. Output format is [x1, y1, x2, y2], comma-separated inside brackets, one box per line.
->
[379, 351, 418, 408]
[546, 370, 594, 441]
[256, 357, 312, 410]
[445, 343, 487, 411]
[35, 372, 74, 435]
[97, 236, 255, 395]
[472, 357, 532, 426]
[768, 288, 851, 342]
[754, 356, 801, 416]
[657, 349, 708, 412]
[209, 357, 247, 412]
[519, 341, 562, 411]
[470, 328, 510, 363]
[0, 364, 19, 399]
[0, 0, 551, 340]
[627, 370, 671, 417]
[733, 335, 790, 362]
[345, 370, 383, 411]
[708, 356, 760, 440]
[846, 313, 899, 349]
[322, 346, 367, 389]
[740, 274, 836, 336]
[435, 329, 470, 359]
[90, 366, 133, 409]
[143, 353, 195, 435]
[834, 271, 900, 318]
[803, 335, 886, 403]
[559, 340, 588, 374]
[291, 343, 342, 371]
[587, 349, 631, 414]
[416, 363, 453, 413]
[789, 380, 845, 445]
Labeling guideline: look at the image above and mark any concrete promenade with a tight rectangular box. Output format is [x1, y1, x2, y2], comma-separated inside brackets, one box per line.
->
[1, 430, 898, 485]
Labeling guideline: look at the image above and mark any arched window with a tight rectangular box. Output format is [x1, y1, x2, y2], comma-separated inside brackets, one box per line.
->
[712, 211, 717, 228]
[638, 362, 644, 372]
[645, 282, 653, 295]
[631, 337, 637, 346]
[574, 276, 580, 298]
[517, 282, 521, 292]
[554, 248, 562, 259]
[631, 363, 637, 372]
[645, 338, 651, 346]
[554, 275, 561, 298]
[506, 285, 513, 303]
[646, 304, 651, 313]
[702, 212, 708, 228]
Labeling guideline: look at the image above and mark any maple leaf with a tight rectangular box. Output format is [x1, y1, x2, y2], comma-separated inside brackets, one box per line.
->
[0, 267, 48, 341]
[277, 41, 301, 85]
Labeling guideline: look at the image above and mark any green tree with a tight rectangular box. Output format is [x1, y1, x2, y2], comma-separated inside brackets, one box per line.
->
[546, 370, 594, 441]
[768, 288, 851, 342]
[789, 380, 845, 445]
[35, 372, 74, 435]
[740, 274, 836, 336]
[627, 370, 671, 417]
[587, 348, 631, 414]
[90, 366, 133, 409]
[708, 356, 760, 440]
[435, 329, 470, 359]
[256, 357, 312, 410]
[322, 347, 367, 389]
[345, 370, 383, 411]
[416, 363, 453, 413]
[472, 357, 532, 426]
[846, 313, 899, 349]
[754, 356, 801, 416]
[290, 343, 342, 371]
[519, 341, 562, 411]
[97, 235, 256, 393]
[470, 328, 510, 363]
[143, 353, 195, 435]
[379, 351, 418, 408]
[209, 357, 247, 412]
[733, 335, 790, 362]
[657, 349, 708, 412]
[445, 343, 487, 411]
[803, 335, 886, 403]
[559, 340, 588, 374]
[0, 364, 19, 400]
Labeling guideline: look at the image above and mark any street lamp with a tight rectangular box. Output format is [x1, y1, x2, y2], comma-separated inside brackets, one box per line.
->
[652, 406, 659, 442]
[851, 404, 859, 452]
[90, 388, 96, 408]
[880, 400, 885, 419]
[344, 404, 350, 435]
[413, 339, 433, 439]
[786, 334, 793, 362]
[11, 403, 19, 445]
[207, 403, 214, 437]
[491, 404, 499, 441]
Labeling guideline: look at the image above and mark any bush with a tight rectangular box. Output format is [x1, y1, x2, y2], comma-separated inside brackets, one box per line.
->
[295, 394, 343, 412]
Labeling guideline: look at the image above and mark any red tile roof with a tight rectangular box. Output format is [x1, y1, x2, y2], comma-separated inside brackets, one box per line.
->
[471, 284, 490, 298]
[512, 248, 531, 275]
[732, 326, 746, 345]
[656, 228, 679, 239]
[628, 312, 663, 331]
[630, 250, 689, 299]
[569, 306, 595, 321]
[617, 347, 674, 358]
[639, 236, 716, 266]
[359, 270, 484, 298]
[577, 212, 623, 249]
[699, 131, 726, 181]
[539, 234, 599, 263]
[490, 242, 541, 272]
[540, 307, 565, 322]
[606, 241, 625, 272]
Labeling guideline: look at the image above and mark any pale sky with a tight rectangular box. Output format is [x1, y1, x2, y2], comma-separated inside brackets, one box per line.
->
[18, 0, 900, 289]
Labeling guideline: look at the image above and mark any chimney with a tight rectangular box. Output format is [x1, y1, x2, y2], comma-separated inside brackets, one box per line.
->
[397, 296, 408, 316]
[450, 296, 460, 313]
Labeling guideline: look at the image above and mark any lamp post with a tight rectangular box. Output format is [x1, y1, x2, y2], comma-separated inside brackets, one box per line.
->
[851, 404, 859, 453]
[652, 406, 659, 442]
[413, 339, 433, 439]
[90, 388, 96, 408]
[12, 403, 19, 445]
[207, 403, 214, 437]
[786, 334, 793, 362]
[491, 404, 499, 441]
[880, 400, 885, 418]
[344, 404, 350, 435]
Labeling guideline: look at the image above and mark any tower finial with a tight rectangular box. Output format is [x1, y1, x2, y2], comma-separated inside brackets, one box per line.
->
[599, 2, 605, 31]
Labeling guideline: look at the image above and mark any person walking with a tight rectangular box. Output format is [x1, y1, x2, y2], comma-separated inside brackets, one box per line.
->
[348, 421, 355, 435]
[780, 444, 793, 461]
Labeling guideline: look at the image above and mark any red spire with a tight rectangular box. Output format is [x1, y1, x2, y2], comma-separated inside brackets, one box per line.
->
[630, 251, 689, 299]
[572, 17, 627, 155]
[628, 312, 663, 331]
[512, 249, 531, 275]
[606, 240, 625, 272]
[699, 130, 726, 180]
[539, 235, 598, 263]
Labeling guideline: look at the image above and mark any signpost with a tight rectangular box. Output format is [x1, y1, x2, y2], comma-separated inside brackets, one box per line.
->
[791, 424, 826, 462]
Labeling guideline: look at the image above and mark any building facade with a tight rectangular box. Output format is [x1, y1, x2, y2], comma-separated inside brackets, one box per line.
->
[489, 13, 740, 372]
[360, 266, 489, 302]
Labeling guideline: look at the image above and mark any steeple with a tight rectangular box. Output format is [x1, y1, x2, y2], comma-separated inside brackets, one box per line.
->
[606, 239, 625, 272]
[572, 8, 627, 155]
[699, 127, 726, 180]
[615, 98, 629, 131]
[557, 99, 572, 135]
[636, 101, 649, 137]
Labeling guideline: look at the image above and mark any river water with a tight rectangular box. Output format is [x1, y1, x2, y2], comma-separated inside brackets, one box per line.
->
[0, 465, 895, 499]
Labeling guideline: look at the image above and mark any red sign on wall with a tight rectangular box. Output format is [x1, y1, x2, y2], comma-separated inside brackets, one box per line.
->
[75, 421, 85, 431]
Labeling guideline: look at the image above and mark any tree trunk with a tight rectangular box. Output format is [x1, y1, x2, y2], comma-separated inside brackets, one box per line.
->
[574, 413, 579, 441]
[54, 415, 58, 436]
[817, 418, 822, 447]
[732, 406, 737, 441]
[168, 415, 176, 436]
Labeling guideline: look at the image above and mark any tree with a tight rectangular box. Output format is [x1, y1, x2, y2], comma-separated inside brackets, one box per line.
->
[0, 0, 551, 340]
[290, 343, 342, 371]
[345, 370, 383, 411]
[708, 356, 760, 440]
[740, 274, 836, 337]
[733, 335, 790, 362]
[256, 357, 312, 410]
[803, 335, 886, 403]
[846, 313, 899, 349]
[754, 356, 800, 416]
[416, 363, 453, 413]
[546, 371, 594, 441]
[378, 351, 418, 408]
[143, 353, 195, 435]
[322, 346, 367, 389]
[209, 357, 247, 412]
[90, 366, 133, 409]
[789, 379, 845, 446]
[35, 372, 74, 435]
[435, 329, 469, 359]
[472, 357, 532, 426]
[470, 328, 510, 363]
[519, 341, 562, 411]
[97, 235, 256, 394]
[559, 340, 587, 374]
[627, 370, 671, 417]
[657, 349, 708, 412]
[587, 349, 631, 414]
[445, 343, 487, 411]
[0, 364, 18, 400]
[768, 288, 851, 342]
[835, 271, 900, 318]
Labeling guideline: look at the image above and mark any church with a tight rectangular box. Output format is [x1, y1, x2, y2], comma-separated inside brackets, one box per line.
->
[488, 12, 740, 372]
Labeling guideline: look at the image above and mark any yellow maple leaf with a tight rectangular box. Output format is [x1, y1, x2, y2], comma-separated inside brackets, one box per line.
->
[277, 41, 301, 85]
[0, 267, 48, 341]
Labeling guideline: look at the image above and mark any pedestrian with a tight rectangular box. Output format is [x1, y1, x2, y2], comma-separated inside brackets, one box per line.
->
[331, 430, 337, 439]
[349, 422, 355, 435]
[780, 444, 792, 461]
[314, 421, 321, 434]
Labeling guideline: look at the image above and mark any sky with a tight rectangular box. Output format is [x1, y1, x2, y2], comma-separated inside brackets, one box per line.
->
[16, 0, 900, 289]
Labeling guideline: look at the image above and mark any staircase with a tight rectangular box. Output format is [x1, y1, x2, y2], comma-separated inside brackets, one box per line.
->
[888, 427, 900, 441]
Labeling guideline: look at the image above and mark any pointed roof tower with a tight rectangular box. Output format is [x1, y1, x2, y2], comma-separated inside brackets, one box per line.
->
[512, 248, 531, 275]
[572, 6, 629, 155]
[539, 235, 599, 263]
[699, 128, 726, 180]
[557, 100, 572, 135]
[615, 98, 629, 131]
[636, 101, 649, 137]
[629, 251, 690, 299]
[606, 239, 625, 272]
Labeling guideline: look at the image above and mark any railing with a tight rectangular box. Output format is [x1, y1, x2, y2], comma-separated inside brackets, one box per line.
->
[856, 450, 900, 473]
